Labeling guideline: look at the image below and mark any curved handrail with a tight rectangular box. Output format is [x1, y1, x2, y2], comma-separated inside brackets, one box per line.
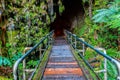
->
[65, 30, 120, 80]
[13, 30, 54, 80]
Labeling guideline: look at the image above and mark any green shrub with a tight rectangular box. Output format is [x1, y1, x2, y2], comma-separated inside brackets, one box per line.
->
[0, 56, 12, 67]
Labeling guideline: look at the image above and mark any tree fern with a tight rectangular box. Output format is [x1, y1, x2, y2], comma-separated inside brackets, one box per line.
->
[93, 0, 120, 30]
[92, 7, 119, 23]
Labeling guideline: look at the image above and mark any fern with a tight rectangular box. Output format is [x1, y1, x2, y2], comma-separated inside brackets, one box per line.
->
[92, 7, 119, 23]
[93, 1, 120, 30]
[109, 14, 120, 29]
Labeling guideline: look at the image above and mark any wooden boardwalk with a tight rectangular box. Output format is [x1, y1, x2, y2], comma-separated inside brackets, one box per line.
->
[42, 37, 86, 80]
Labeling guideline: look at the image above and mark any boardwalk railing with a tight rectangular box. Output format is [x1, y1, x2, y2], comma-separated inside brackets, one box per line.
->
[65, 30, 120, 80]
[13, 31, 54, 80]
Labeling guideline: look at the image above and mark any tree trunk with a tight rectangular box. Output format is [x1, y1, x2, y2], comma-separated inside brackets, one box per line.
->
[89, 0, 92, 20]
[1, 0, 5, 10]
[1, 19, 7, 47]
[1, 20, 8, 57]
[1, 27, 6, 47]
[48, 0, 54, 22]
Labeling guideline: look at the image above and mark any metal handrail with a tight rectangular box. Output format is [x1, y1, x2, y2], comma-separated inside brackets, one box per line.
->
[95, 48, 107, 80]
[13, 30, 54, 80]
[65, 30, 120, 80]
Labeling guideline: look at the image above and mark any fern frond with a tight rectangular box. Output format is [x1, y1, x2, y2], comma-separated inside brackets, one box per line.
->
[92, 5, 120, 23]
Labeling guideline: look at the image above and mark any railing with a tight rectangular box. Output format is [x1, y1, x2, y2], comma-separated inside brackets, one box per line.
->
[13, 30, 54, 80]
[65, 30, 120, 80]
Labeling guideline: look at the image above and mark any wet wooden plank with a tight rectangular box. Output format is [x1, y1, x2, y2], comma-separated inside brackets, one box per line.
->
[43, 75, 85, 80]
[46, 62, 79, 68]
[44, 68, 83, 75]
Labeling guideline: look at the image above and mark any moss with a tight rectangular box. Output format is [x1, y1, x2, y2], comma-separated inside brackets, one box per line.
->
[7, 31, 18, 44]
[0, 76, 13, 80]
[32, 46, 52, 80]
[70, 47, 99, 80]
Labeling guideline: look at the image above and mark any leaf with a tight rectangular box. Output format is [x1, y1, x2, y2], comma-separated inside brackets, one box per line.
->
[0, 56, 3, 66]
[6, 43, 11, 47]
[107, 61, 117, 78]
[92, 2, 120, 23]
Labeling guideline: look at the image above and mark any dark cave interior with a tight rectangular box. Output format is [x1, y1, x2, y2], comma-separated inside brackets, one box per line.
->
[50, 0, 85, 36]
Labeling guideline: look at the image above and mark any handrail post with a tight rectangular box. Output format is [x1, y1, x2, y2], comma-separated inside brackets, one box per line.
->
[51, 31, 54, 44]
[68, 32, 71, 43]
[46, 35, 48, 47]
[23, 47, 32, 80]
[113, 59, 120, 80]
[95, 48, 107, 80]
[70, 33, 72, 45]
[104, 50, 107, 80]
[47, 35, 49, 47]
[79, 38, 85, 56]
[67, 32, 70, 41]
[49, 31, 54, 45]
[39, 45, 42, 60]
[73, 34, 77, 49]
[48, 35, 50, 46]
[67, 31, 70, 42]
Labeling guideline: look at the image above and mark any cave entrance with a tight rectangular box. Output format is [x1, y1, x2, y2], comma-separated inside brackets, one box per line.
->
[50, 0, 84, 37]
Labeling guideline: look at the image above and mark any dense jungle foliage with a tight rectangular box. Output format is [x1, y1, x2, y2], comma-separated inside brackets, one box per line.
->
[0, 0, 57, 79]
[0, 0, 120, 79]
[73, 0, 120, 80]
[74, 0, 120, 58]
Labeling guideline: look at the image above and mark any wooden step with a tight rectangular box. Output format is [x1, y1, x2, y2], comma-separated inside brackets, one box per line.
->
[42, 36, 86, 80]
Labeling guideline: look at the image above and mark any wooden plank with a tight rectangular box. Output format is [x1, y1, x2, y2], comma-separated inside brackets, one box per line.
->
[44, 68, 83, 75]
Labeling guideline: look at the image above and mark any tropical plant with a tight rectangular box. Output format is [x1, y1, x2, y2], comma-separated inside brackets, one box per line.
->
[73, 1, 120, 80]
[92, 0, 120, 30]
[92, 0, 120, 49]
[0, 56, 12, 67]
[0, 0, 54, 67]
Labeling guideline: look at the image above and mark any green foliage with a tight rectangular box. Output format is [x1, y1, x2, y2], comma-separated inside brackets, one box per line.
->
[92, 9, 114, 22]
[0, 0, 54, 69]
[0, 0, 53, 60]
[74, 1, 120, 79]
[59, 0, 65, 14]
[99, 60, 117, 80]
[26, 60, 38, 68]
[0, 43, 22, 67]
[0, 56, 12, 67]
[84, 48, 118, 80]
[107, 61, 117, 80]
[109, 14, 120, 30]
[74, 0, 120, 49]
[98, 27, 118, 48]
[4, 0, 52, 48]
[84, 48, 97, 60]
[0, 76, 12, 80]
[74, 25, 87, 38]
[0, 41, 1, 48]
[107, 48, 120, 59]
[92, 1, 120, 31]
[11, 52, 22, 63]
[91, 0, 120, 49]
